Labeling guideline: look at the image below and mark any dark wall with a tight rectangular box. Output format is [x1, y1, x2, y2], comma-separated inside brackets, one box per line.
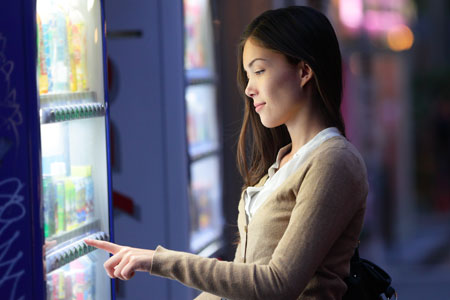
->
[214, 0, 273, 260]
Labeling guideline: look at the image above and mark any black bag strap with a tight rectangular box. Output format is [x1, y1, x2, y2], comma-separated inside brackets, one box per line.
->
[351, 245, 360, 262]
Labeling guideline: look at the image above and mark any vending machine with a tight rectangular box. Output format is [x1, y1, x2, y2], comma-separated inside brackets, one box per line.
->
[0, 0, 114, 299]
[184, 0, 224, 256]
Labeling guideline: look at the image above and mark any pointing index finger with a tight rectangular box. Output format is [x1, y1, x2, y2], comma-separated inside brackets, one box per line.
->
[84, 239, 122, 254]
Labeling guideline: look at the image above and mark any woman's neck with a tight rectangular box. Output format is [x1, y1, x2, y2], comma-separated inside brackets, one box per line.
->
[278, 113, 326, 169]
[285, 105, 327, 155]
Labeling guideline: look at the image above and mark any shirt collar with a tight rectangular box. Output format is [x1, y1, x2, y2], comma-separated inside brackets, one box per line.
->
[267, 127, 341, 178]
[268, 144, 291, 177]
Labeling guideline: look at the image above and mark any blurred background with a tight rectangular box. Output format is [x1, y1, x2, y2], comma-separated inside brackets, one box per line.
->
[105, 0, 450, 299]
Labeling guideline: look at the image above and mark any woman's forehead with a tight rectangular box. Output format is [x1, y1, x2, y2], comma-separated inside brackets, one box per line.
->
[243, 38, 266, 57]
[243, 39, 288, 71]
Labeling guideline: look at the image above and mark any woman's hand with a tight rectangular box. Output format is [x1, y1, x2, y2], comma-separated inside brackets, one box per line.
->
[84, 239, 154, 280]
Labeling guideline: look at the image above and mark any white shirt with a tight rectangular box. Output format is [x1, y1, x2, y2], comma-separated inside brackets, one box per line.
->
[244, 127, 342, 223]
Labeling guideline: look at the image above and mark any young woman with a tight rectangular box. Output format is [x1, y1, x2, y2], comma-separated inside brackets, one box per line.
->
[86, 6, 368, 299]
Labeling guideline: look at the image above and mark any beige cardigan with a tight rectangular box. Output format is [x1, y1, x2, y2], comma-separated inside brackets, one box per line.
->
[150, 136, 368, 300]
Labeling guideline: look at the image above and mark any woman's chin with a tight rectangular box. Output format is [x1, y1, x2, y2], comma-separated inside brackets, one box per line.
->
[259, 117, 282, 129]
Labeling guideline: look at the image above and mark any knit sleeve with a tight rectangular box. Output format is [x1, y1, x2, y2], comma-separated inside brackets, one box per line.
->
[149, 148, 367, 299]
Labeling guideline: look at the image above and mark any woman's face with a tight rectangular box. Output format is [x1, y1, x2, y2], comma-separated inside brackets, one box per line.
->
[243, 38, 304, 128]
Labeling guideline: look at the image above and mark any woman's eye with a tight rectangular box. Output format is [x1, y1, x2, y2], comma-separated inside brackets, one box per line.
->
[255, 70, 265, 75]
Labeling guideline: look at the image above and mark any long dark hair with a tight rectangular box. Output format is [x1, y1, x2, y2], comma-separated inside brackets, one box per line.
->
[236, 6, 345, 188]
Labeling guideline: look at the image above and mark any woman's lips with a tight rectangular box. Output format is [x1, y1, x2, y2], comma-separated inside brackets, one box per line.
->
[254, 102, 266, 112]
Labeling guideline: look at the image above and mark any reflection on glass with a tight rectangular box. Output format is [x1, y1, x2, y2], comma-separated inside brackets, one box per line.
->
[186, 84, 219, 157]
[37, 0, 105, 107]
[189, 156, 223, 252]
[46, 255, 95, 300]
[184, 0, 214, 71]
[37, 0, 88, 94]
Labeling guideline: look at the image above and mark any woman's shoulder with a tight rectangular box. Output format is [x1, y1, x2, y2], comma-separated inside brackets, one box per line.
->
[308, 136, 367, 175]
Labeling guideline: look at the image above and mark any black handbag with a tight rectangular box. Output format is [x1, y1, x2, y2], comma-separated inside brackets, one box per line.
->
[343, 245, 397, 300]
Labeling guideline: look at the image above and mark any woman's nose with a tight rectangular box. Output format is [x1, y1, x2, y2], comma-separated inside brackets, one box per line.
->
[245, 81, 257, 98]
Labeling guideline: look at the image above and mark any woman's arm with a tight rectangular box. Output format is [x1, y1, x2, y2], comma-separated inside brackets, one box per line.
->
[87, 148, 367, 300]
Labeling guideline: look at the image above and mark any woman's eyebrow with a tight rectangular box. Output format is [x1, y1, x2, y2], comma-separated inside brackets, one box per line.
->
[247, 58, 268, 69]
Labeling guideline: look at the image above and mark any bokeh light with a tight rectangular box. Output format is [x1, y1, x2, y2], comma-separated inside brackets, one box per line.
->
[386, 24, 414, 51]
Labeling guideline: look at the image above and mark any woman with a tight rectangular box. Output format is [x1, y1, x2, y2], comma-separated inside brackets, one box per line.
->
[86, 6, 368, 299]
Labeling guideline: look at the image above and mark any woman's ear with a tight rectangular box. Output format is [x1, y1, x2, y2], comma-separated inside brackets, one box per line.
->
[298, 61, 314, 88]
